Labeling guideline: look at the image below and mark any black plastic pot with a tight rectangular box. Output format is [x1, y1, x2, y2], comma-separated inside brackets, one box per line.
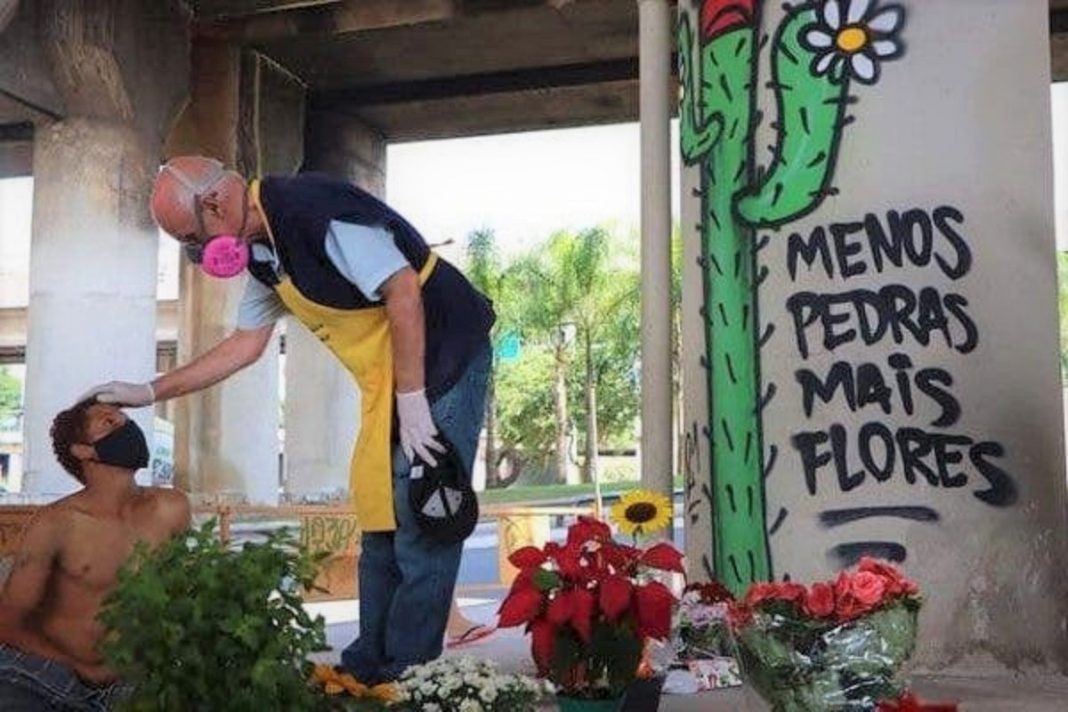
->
[621, 675, 664, 712]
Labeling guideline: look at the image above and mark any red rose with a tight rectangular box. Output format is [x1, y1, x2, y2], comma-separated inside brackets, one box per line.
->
[776, 582, 808, 605]
[700, 0, 755, 41]
[498, 586, 544, 627]
[727, 602, 754, 629]
[835, 592, 865, 622]
[684, 581, 734, 605]
[851, 571, 888, 607]
[744, 582, 780, 608]
[858, 558, 921, 599]
[804, 582, 836, 618]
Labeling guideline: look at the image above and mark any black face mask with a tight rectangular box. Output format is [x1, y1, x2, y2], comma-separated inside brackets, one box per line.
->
[92, 419, 150, 471]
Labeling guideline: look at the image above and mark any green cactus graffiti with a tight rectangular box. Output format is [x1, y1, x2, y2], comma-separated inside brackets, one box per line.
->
[679, 0, 906, 595]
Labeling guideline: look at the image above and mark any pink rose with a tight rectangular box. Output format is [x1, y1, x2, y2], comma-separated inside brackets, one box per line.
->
[804, 582, 836, 618]
[851, 571, 887, 607]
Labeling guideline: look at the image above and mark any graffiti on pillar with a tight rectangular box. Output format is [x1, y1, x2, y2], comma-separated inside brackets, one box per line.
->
[679, 0, 908, 595]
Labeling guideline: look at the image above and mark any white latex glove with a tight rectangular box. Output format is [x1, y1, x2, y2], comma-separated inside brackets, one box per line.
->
[395, 389, 445, 466]
[79, 381, 155, 408]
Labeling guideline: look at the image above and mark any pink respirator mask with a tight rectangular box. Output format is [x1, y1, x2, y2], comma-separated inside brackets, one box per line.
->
[184, 235, 249, 279]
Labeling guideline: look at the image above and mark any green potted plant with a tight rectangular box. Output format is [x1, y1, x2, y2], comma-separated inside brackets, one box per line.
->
[98, 521, 330, 711]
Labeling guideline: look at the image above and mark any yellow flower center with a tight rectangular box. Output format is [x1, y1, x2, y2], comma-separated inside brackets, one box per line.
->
[836, 26, 868, 53]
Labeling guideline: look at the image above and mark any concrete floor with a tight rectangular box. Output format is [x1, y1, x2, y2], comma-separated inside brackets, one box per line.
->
[310, 598, 1068, 711]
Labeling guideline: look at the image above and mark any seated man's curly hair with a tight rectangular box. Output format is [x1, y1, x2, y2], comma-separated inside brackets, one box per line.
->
[50, 399, 95, 482]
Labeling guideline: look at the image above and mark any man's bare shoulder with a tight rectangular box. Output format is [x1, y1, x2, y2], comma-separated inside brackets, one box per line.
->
[23, 497, 80, 534]
[141, 487, 191, 532]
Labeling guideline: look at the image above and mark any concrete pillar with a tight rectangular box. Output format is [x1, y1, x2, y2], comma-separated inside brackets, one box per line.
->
[167, 43, 304, 505]
[638, 0, 675, 517]
[284, 110, 386, 500]
[22, 1, 189, 494]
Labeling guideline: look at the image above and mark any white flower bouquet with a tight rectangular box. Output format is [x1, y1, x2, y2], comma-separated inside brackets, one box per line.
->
[393, 657, 546, 712]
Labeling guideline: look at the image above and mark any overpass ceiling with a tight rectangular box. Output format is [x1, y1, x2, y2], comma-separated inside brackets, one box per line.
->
[197, 0, 648, 140]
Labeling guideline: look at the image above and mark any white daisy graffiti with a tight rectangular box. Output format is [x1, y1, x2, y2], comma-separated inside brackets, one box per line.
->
[801, 0, 905, 85]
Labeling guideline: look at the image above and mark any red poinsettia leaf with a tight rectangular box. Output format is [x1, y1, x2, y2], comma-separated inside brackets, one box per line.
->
[498, 586, 544, 628]
[640, 543, 685, 573]
[569, 587, 596, 642]
[599, 575, 634, 621]
[601, 543, 641, 573]
[700, 0, 755, 41]
[546, 589, 575, 625]
[634, 581, 675, 640]
[553, 544, 586, 581]
[530, 618, 557, 675]
[509, 546, 548, 570]
[566, 516, 612, 548]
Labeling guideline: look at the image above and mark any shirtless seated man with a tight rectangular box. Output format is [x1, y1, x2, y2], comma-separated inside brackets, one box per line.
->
[0, 400, 190, 711]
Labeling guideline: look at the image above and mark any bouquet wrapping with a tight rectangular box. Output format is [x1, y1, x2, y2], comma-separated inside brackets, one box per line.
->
[731, 558, 921, 712]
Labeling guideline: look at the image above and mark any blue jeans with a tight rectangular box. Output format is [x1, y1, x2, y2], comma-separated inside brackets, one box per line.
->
[0, 645, 130, 711]
[341, 345, 491, 683]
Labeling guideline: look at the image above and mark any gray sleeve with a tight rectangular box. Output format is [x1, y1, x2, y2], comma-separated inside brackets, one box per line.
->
[325, 220, 411, 302]
[236, 276, 288, 330]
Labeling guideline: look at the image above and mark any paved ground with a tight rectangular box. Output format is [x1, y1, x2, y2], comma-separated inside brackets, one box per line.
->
[310, 597, 1068, 711]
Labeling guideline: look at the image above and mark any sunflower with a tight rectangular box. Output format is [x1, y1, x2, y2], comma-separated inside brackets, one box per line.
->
[611, 489, 673, 538]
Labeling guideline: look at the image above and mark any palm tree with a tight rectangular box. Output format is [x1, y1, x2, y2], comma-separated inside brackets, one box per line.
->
[504, 241, 579, 485]
[466, 228, 506, 487]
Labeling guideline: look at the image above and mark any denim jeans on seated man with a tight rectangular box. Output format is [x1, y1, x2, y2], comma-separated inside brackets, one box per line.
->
[341, 344, 491, 684]
[0, 645, 132, 711]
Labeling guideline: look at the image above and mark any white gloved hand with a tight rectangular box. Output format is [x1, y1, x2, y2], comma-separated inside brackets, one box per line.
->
[79, 381, 156, 408]
[395, 389, 445, 466]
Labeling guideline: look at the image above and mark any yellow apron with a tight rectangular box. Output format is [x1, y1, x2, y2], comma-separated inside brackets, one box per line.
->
[250, 181, 438, 532]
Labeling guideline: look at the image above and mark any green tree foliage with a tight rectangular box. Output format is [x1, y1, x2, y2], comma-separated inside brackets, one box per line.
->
[0, 366, 21, 415]
[487, 227, 641, 486]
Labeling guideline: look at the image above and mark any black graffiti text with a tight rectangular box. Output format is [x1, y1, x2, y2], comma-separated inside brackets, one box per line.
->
[796, 353, 959, 427]
[787, 206, 972, 282]
[786, 285, 978, 360]
[791, 423, 1016, 507]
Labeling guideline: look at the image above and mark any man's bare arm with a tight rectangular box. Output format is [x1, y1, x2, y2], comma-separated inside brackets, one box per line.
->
[381, 268, 425, 393]
[0, 512, 76, 663]
[151, 325, 274, 401]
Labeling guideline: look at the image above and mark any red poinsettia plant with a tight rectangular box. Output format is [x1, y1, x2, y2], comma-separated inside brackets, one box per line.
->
[497, 516, 684, 700]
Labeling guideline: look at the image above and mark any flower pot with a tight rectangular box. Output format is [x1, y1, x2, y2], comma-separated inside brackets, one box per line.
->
[622, 675, 664, 712]
[556, 695, 626, 712]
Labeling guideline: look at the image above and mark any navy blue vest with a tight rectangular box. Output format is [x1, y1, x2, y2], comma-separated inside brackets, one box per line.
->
[254, 173, 495, 399]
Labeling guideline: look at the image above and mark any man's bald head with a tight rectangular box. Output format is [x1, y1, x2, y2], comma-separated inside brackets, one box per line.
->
[150, 156, 249, 242]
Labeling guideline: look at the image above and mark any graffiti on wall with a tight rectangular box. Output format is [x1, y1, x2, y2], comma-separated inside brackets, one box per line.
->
[679, 0, 908, 594]
[787, 205, 1018, 567]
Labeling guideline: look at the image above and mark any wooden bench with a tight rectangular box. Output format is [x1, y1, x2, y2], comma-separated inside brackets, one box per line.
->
[0, 502, 594, 598]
